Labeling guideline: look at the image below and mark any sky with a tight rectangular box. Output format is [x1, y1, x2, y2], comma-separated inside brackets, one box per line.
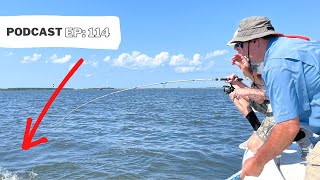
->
[0, 0, 319, 88]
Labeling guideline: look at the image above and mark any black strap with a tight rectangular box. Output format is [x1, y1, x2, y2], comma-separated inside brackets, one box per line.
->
[294, 129, 306, 142]
[246, 111, 261, 131]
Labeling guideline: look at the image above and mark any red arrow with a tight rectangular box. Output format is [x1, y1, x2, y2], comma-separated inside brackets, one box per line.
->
[22, 58, 84, 150]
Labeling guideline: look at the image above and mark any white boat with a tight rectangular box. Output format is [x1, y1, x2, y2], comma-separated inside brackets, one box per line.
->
[227, 141, 311, 180]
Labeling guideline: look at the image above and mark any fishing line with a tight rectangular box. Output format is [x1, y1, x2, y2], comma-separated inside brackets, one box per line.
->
[62, 77, 244, 120]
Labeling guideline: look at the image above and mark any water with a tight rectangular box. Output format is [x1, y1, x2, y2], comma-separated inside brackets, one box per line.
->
[0, 89, 253, 179]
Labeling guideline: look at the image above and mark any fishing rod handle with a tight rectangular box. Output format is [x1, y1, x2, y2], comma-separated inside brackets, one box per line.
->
[219, 78, 243, 81]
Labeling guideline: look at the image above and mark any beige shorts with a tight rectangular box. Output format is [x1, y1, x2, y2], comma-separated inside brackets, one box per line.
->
[250, 100, 275, 142]
[305, 141, 320, 179]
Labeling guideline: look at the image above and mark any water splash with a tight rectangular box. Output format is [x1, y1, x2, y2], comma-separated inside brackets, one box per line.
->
[0, 167, 18, 180]
[0, 167, 38, 180]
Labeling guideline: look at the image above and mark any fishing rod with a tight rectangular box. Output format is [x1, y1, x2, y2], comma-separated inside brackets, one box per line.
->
[63, 77, 245, 119]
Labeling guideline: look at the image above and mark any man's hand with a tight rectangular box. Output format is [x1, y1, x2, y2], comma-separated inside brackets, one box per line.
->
[226, 74, 242, 85]
[240, 156, 265, 179]
[232, 54, 250, 70]
[230, 88, 249, 100]
[240, 119, 300, 179]
[231, 53, 264, 87]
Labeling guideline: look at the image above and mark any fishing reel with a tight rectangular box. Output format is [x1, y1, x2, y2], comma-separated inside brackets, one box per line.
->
[221, 77, 243, 94]
[223, 84, 235, 94]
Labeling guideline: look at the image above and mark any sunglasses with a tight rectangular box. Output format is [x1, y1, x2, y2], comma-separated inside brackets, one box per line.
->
[234, 42, 244, 49]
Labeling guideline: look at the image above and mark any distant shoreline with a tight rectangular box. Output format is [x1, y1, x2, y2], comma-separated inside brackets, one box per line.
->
[0, 87, 223, 91]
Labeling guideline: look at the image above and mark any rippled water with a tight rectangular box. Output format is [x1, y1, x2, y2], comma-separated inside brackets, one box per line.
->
[0, 89, 253, 179]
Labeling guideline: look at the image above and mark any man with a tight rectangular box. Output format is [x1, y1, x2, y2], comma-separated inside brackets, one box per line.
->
[227, 37, 309, 154]
[225, 46, 274, 153]
[227, 16, 320, 179]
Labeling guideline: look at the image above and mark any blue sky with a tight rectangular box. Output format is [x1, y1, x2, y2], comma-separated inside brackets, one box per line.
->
[0, 0, 319, 88]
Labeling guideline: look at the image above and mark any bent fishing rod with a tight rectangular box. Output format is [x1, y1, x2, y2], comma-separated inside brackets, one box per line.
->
[64, 77, 244, 119]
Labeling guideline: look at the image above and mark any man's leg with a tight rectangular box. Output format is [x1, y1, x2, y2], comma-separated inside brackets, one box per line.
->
[247, 116, 275, 153]
[229, 91, 261, 130]
[247, 115, 311, 154]
[247, 132, 264, 153]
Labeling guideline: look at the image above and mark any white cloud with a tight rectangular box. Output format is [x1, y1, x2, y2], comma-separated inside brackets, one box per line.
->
[189, 53, 201, 66]
[201, 61, 215, 71]
[103, 56, 111, 62]
[205, 50, 228, 59]
[102, 49, 225, 73]
[21, 53, 42, 63]
[51, 54, 72, 64]
[175, 65, 214, 73]
[154, 52, 169, 66]
[91, 61, 98, 67]
[113, 52, 133, 67]
[169, 54, 186, 66]
[50, 54, 58, 60]
[112, 51, 169, 68]
[175, 61, 215, 73]
[4, 51, 13, 57]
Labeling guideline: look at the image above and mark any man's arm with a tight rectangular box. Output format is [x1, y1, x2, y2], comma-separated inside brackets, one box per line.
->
[240, 118, 300, 179]
[232, 88, 267, 104]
